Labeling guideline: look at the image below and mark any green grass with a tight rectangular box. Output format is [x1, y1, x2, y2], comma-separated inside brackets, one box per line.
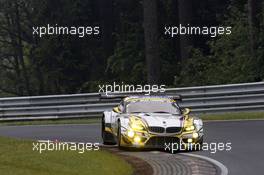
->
[200, 112, 264, 121]
[0, 137, 133, 175]
[0, 118, 100, 126]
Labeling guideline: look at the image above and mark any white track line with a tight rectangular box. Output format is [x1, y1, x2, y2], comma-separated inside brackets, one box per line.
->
[180, 153, 228, 175]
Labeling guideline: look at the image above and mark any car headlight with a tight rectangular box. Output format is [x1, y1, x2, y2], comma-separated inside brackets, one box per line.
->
[134, 136, 141, 143]
[127, 129, 135, 138]
[193, 132, 199, 138]
[129, 116, 146, 131]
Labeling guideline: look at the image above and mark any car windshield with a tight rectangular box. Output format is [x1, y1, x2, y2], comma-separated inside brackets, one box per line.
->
[125, 101, 181, 115]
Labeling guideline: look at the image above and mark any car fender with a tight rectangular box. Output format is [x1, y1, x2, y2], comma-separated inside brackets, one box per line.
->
[103, 111, 112, 124]
[193, 116, 204, 136]
[117, 115, 130, 134]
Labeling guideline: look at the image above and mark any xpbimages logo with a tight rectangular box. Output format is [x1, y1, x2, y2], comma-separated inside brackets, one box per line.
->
[32, 140, 100, 154]
[164, 140, 232, 154]
[32, 24, 100, 38]
[164, 24, 232, 38]
[98, 82, 166, 95]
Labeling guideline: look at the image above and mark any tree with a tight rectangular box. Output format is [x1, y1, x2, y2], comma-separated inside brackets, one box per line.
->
[248, 0, 261, 59]
[99, 0, 114, 58]
[143, 0, 160, 84]
[178, 0, 193, 60]
[0, 0, 33, 95]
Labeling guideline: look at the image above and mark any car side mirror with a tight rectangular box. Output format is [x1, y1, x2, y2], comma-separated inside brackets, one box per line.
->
[182, 108, 191, 116]
[113, 106, 121, 113]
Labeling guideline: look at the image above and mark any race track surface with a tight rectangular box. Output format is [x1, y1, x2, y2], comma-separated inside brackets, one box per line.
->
[0, 120, 263, 175]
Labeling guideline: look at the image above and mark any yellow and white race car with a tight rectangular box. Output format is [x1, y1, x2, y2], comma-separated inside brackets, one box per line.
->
[101, 95, 203, 150]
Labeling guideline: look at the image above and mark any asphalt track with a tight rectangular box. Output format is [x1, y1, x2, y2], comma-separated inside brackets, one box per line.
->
[0, 120, 263, 175]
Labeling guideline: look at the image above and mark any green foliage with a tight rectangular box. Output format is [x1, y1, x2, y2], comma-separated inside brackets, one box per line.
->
[175, 48, 211, 86]
[0, 0, 263, 96]
[106, 34, 146, 84]
[176, 3, 263, 86]
[0, 0, 103, 95]
[106, 2, 146, 85]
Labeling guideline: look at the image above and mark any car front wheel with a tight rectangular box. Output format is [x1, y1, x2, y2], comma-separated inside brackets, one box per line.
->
[102, 116, 115, 145]
[117, 121, 123, 149]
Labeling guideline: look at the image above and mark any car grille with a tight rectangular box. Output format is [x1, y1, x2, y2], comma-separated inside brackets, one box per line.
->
[149, 127, 165, 133]
[166, 127, 182, 133]
[148, 126, 182, 133]
[145, 137, 180, 148]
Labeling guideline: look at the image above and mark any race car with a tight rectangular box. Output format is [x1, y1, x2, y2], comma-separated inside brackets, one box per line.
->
[101, 95, 204, 150]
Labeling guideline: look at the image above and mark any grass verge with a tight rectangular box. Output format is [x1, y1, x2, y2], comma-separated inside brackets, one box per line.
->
[1, 112, 264, 126]
[200, 112, 264, 121]
[0, 118, 100, 126]
[0, 137, 133, 175]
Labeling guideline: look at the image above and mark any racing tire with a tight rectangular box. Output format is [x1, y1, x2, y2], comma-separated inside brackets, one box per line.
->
[117, 121, 123, 149]
[102, 116, 115, 145]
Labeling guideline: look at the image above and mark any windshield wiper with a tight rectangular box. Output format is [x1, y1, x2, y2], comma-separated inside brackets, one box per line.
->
[153, 111, 171, 114]
[130, 111, 176, 114]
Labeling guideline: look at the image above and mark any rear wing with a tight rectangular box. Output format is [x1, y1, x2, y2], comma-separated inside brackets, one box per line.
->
[100, 91, 147, 99]
[167, 95, 182, 101]
[99, 93, 129, 99]
[99, 93, 182, 101]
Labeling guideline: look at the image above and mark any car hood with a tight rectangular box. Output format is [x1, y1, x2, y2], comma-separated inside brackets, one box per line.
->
[133, 113, 184, 128]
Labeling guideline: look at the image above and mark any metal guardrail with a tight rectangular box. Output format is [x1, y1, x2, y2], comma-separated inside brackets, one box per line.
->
[1, 81, 264, 121]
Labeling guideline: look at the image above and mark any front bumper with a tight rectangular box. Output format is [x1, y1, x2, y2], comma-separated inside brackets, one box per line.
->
[120, 129, 203, 149]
